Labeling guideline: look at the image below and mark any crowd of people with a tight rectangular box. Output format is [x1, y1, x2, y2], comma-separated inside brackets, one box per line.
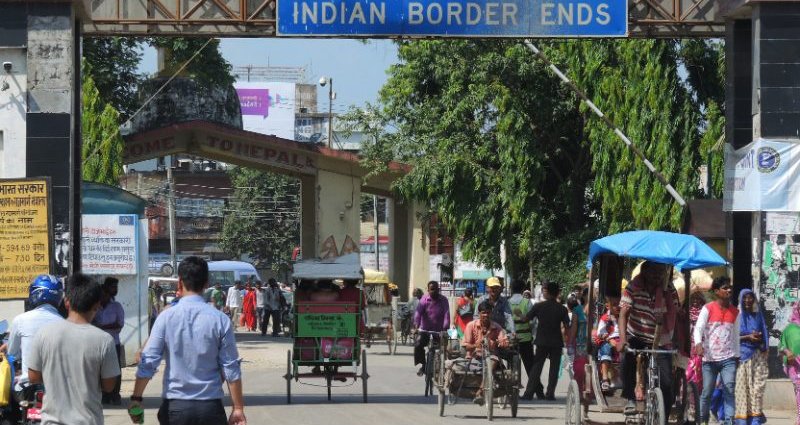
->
[412, 262, 800, 425]
[218, 278, 287, 337]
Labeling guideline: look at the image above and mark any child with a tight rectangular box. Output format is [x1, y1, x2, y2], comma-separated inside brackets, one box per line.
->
[596, 296, 621, 391]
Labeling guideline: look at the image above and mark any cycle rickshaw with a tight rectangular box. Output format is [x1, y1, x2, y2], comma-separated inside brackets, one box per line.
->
[284, 254, 369, 403]
[432, 331, 522, 421]
[568, 230, 727, 425]
[361, 269, 398, 354]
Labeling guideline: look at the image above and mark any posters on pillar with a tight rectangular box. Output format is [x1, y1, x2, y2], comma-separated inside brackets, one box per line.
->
[0, 179, 52, 299]
[81, 214, 138, 275]
[760, 212, 800, 376]
[234, 82, 297, 140]
[724, 138, 800, 211]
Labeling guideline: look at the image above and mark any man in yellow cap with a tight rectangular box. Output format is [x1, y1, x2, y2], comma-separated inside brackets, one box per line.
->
[474, 277, 515, 335]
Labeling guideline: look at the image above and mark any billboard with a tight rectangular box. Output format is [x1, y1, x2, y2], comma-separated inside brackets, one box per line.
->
[724, 138, 800, 211]
[0, 178, 52, 299]
[235, 82, 297, 140]
[277, 0, 627, 37]
[81, 214, 139, 275]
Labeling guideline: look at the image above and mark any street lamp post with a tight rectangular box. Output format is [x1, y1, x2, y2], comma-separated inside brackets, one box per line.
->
[319, 76, 334, 148]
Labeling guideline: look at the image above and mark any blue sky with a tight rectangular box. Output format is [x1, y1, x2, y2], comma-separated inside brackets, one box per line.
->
[140, 39, 399, 112]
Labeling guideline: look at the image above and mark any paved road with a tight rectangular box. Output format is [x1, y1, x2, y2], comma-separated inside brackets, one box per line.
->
[104, 332, 797, 425]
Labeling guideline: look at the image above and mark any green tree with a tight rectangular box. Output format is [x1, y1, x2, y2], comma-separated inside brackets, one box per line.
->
[81, 61, 124, 186]
[82, 37, 144, 120]
[148, 37, 235, 88]
[221, 169, 300, 273]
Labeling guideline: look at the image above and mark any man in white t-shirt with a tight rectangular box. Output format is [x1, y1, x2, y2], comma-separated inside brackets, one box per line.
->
[226, 281, 243, 331]
[255, 282, 265, 334]
[28, 273, 120, 425]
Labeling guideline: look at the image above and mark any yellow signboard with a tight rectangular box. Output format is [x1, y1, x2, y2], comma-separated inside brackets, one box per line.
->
[0, 179, 52, 299]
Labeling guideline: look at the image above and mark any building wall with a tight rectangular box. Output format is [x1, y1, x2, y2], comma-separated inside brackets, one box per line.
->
[0, 48, 27, 179]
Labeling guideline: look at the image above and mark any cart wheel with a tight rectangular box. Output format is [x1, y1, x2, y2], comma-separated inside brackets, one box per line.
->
[485, 359, 494, 421]
[510, 374, 519, 418]
[646, 387, 665, 425]
[285, 350, 292, 404]
[566, 379, 582, 425]
[685, 382, 700, 425]
[362, 349, 369, 403]
[326, 367, 332, 401]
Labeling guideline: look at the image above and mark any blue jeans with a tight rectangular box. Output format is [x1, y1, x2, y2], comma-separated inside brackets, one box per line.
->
[700, 358, 737, 424]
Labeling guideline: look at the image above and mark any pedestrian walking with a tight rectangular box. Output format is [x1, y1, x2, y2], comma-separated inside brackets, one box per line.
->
[780, 302, 800, 425]
[28, 273, 121, 425]
[735, 289, 768, 425]
[240, 284, 257, 331]
[263, 279, 283, 337]
[507, 280, 534, 390]
[454, 288, 475, 338]
[568, 289, 589, 400]
[694, 276, 739, 425]
[226, 281, 243, 330]
[93, 277, 125, 405]
[522, 281, 569, 400]
[255, 282, 265, 332]
[211, 283, 225, 311]
[131, 256, 246, 425]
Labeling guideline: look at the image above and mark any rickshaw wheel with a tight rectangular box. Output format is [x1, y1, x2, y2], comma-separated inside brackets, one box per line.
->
[646, 388, 665, 425]
[485, 359, 494, 421]
[566, 379, 582, 425]
[285, 350, 292, 404]
[362, 349, 369, 403]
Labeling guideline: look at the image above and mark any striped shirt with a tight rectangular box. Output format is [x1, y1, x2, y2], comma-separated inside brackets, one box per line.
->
[620, 277, 679, 346]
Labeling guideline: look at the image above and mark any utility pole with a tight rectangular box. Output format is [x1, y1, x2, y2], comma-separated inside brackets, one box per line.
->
[167, 164, 177, 276]
[373, 195, 380, 271]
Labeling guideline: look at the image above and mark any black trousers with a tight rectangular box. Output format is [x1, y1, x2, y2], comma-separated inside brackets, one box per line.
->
[157, 399, 227, 425]
[526, 345, 562, 397]
[620, 337, 674, 417]
[413, 333, 440, 366]
[262, 308, 281, 336]
[518, 340, 534, 379]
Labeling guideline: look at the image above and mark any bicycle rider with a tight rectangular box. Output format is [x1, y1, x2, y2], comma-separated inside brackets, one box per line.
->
[617, 261, 679, 416]
[413, 281, 450, 376]
[463, 301, 510, 405]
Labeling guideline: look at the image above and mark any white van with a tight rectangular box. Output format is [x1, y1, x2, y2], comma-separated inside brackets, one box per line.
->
[208, 261, 260, 287]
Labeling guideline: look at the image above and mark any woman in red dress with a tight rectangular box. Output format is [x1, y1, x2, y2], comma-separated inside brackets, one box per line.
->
[241, 284, 258, 331]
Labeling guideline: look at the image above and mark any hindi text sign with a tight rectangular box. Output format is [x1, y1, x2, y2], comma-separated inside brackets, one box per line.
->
[81, 214, 138, 275]
[0, 179, 52, 299]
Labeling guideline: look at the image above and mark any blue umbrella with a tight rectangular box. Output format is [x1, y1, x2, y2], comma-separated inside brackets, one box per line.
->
[587, 230, 727, 271]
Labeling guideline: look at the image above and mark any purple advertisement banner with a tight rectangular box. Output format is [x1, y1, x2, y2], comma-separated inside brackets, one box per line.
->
[237, 88, 270, 116]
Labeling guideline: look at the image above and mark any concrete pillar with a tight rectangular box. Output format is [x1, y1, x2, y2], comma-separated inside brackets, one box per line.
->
[725, 18, 754, 293]
[23, 2, 80, 276]
[314, 169, 360, 257]
[299, 175, 317, 259]
[389, 199, 429, 300]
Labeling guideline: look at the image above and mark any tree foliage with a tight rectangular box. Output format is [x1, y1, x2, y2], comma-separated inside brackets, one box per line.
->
[148, 38, 235, 89]
[221, 169, 300, 272]
[81, 61, 125, 186]
[82, 37, 144, 120]
[352, 39, 725, 283]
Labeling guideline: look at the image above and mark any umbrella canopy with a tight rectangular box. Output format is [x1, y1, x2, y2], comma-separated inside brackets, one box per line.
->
[587, 230, 727, 272]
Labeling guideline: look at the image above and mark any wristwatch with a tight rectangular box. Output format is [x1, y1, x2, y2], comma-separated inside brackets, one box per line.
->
[130, 395, 143, 402]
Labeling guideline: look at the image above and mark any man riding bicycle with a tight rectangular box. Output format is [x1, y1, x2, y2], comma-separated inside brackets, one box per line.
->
[413, 281, 450, 376]
[463, 301, 510, 405]
[617, 261, 679, 416]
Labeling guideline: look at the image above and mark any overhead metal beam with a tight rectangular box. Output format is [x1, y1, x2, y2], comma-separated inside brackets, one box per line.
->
[82, 0, 729, 37]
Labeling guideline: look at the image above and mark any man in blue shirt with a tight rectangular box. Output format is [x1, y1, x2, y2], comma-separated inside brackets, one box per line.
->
[130, 257, 246, 425]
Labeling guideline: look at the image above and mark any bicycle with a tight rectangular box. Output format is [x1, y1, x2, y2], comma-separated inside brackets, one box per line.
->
[416, 330, 444, 397]
[624, 346, 677, 425]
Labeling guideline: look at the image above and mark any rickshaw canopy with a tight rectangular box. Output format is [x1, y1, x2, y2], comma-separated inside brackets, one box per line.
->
[363, 269, 390, 285]
[586, 230, 727, 272]
[292, 253, 364, 280]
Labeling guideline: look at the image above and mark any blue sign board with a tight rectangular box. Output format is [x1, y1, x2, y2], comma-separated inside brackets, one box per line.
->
[277, 0, 627, 37]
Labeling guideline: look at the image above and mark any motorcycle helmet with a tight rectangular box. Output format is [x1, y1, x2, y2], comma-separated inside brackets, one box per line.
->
[29, 274, 63, 308]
